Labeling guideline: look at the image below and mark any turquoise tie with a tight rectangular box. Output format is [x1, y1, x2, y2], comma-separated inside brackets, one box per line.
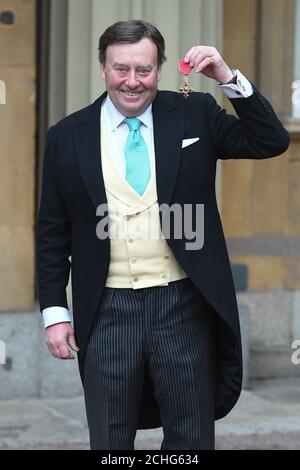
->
[124, 117, 151, 196]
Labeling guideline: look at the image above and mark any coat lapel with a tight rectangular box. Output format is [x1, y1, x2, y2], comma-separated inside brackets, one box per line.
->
[72, 93, 107, 209]
[152, 92, 185, 205]
[72, 91, 185, 210]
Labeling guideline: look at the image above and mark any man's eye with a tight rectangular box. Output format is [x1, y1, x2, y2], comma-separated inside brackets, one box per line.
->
[138, 69, 150, 75]
[115, 67, 127, 73]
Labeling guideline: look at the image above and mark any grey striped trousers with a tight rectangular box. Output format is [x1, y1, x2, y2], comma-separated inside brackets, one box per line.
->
[83, 278, 216, 450]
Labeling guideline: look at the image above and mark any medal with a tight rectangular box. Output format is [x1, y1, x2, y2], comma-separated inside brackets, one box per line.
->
[178, 59, 193, 98]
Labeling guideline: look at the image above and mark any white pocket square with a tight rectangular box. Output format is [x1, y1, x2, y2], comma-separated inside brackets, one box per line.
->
[181, 137, 200, 149]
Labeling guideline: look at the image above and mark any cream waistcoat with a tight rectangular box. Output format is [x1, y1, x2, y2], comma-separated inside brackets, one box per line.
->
[101, 112, 188, 289]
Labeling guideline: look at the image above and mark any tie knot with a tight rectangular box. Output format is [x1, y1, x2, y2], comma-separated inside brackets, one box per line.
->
[125, 117, 141, 131]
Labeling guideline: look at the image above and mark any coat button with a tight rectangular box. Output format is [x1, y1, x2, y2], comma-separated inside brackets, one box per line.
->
[133, 277, 139, 283]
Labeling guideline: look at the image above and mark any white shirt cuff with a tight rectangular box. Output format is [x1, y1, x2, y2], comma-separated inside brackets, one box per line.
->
[42, 306, 71, 329]
[219, 69, 253, 98]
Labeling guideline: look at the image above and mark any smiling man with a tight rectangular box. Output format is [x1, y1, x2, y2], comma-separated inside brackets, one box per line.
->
[101, 37, 162, 117]
[37, 20, 289, 450]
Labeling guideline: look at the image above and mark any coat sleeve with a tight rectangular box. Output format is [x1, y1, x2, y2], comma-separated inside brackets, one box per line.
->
[36, 126, 71, 312]
[205, 86, 290, 160]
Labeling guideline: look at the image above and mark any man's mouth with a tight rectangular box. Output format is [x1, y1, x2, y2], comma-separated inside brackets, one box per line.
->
[121, 91, 143, 97]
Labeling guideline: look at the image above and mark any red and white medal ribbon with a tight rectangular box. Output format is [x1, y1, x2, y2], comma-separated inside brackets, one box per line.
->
[178, 59, 194, 98]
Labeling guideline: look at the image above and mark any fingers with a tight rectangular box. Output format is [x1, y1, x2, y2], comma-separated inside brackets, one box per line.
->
[184, 46, 198, 65]
[47, 337, 74, 360]
[184, 46, 219, 71]
[195, 56, 216, 73]
[56, 343, 75, 360]
[182, 45, 229, 82]
[45, 323, 79, 360]
[68, 332, 80, 353]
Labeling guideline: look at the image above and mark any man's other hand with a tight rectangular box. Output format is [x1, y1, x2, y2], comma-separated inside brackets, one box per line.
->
[183, 45, 234, 84]
[45, 322, 80, 360]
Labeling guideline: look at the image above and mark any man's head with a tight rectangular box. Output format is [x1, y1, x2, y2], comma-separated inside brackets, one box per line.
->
[99, 20, 167, 117]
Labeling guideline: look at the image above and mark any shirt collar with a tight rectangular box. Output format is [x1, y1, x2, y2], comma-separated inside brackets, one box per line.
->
[103, 95, 153, 131]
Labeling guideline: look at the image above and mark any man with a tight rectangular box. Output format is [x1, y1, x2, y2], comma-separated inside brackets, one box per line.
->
[37, 20, 289, 450]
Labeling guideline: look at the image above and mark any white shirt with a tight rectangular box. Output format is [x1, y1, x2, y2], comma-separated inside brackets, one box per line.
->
[102, 95, 155, 177]
[42, 70, 253, 328]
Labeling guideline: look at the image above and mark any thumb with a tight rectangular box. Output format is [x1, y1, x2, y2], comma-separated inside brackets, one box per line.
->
[68, 332, 80, 352]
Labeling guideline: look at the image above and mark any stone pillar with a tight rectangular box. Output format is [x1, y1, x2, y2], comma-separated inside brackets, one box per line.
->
[258, 0, 296, 118]
[48, 0, 68, 125]
[0, 0, 36, 311]
[66, 0, 92, 115]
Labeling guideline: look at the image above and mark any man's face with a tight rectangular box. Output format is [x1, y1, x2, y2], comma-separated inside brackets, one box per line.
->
[100, 38, 162, 117]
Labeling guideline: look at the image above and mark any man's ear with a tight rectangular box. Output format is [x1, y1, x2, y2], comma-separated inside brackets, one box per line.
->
[158, 64, 163, 81]
[100, 64, 106, 80]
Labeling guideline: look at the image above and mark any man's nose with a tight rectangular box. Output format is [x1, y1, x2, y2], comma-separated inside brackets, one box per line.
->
[126, 70, 139, 88]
